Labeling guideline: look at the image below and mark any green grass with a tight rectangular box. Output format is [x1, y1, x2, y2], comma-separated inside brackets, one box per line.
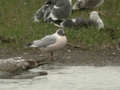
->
[0, 0, 120, 49]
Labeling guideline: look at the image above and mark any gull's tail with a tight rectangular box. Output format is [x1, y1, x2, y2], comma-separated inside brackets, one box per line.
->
[27, 42, 33, 47]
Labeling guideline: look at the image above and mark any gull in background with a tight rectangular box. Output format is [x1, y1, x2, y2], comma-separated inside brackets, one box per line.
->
[54, 18, 95, 28]
[73, 0, 104, 10]
[28, 29, 67, 60]
[33, 4, 51, 22]
[45, 0, 72, 22]
[90, 11, 104, 30]
[33, 0, 72, 23]
[54, 11, 104, 30]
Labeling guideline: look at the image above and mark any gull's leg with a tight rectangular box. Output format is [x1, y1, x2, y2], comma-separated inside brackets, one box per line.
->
[50, 51, 54, 60]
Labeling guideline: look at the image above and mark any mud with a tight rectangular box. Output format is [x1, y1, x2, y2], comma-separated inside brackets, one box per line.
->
[0, 45, 120, 66]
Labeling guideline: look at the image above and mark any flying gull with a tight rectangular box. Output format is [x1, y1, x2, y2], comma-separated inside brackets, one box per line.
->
[28, 29, 67, 60]
[72, 0, 104, 10]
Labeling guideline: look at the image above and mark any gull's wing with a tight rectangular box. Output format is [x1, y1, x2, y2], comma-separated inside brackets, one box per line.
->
[46, 0, 72, 20]
[34, 5, 51, 21]
[30, 34, 56, 48]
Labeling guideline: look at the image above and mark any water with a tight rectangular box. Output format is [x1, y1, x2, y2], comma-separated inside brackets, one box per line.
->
[0, 66, 120, 90]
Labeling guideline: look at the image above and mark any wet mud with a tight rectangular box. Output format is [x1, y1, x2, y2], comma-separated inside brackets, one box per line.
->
[0, 45, 120, 66]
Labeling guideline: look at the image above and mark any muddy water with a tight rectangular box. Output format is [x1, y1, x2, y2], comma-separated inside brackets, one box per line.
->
[0, 66, 120, 90]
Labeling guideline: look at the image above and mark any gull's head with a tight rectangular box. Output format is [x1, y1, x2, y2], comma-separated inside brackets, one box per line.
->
[90, 11, 100, 21]
[56, 29, 65, 36]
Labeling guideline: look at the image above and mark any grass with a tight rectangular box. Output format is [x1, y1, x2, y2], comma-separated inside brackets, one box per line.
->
[0, 0, 120, 49]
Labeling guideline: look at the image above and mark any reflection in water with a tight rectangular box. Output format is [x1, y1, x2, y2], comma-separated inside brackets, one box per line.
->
[0, 66, 120, 90]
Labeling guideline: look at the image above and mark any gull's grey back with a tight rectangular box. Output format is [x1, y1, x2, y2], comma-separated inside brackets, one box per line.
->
[32, 35, 56, 48]
[52, 0, 72, 19]
[61, 18, 95, 28]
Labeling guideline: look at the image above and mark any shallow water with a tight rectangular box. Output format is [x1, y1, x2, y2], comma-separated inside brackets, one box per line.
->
[0, 66, 120, 90]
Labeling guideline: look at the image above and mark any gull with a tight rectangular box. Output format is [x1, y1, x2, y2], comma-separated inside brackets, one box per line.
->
[54, 11, 104, 30]
[54, 18, 95, 28]
[28, 29, 67, 60]
[72, 0, 104, 10]
[90, 11, 104, 30]
[45, 0, 72, 22]
[33, 0, 72, 23]
[33, 4, 51, 22]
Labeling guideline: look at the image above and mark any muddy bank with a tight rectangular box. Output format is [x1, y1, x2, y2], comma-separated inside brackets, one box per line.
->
[0, 45, 120, 66]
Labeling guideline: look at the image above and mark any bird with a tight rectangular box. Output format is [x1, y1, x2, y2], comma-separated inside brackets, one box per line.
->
[90, 11, 104, 30]
[33, 4, 52, 22]
[33, 0, 72, 23]
[72, 0, 104, 10]
[54, 11, 104, 30]
[27, 29, 67, 60]
[54, 18, 95, 28]
[44, 0, 72, 22]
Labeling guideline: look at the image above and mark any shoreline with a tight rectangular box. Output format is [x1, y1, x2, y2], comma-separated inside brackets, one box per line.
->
[0, 45, 120, 66]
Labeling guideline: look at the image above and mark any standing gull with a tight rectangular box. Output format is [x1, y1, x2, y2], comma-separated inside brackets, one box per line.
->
[28, 29, 67, 60]
[72, 0, 104, 10]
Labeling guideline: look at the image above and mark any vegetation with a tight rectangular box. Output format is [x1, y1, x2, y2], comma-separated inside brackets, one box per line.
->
[0, 0, 120, 49]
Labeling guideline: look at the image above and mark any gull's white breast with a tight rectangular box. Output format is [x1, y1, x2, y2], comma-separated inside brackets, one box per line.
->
[44, 34, 67, 52]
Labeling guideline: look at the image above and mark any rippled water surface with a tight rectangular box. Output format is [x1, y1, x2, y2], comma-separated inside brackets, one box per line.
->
[0, 66, 120, 90]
